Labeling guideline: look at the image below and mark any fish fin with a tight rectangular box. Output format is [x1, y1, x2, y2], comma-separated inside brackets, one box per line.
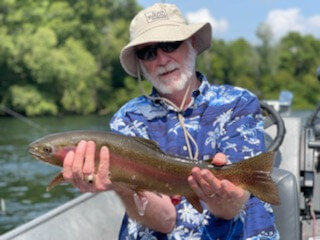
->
[133, 192, 148, 216]
[132, 137, 165, 154]
[186, 195, 203, 213]
[47, 172, 65, 191]
[233, 152, 280, 205]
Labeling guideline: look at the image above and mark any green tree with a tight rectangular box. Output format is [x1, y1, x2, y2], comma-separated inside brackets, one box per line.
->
[275, 33, 320, 108]
[256, 23, 274, 77]
[9, 85, 58, 116]
[278, 33, 320, 78]
[197, 39, 230, 85]
[1, 0, 320, 115]
[198, 38, 259, 94]
[0, 0, 141, 116]
[228, 38, 260, 94]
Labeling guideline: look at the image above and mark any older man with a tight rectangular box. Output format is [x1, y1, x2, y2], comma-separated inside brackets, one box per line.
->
[63, 3, 279, 239]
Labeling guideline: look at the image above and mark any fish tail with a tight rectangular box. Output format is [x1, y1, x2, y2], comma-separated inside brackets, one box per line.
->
[237, 152, 280, 205]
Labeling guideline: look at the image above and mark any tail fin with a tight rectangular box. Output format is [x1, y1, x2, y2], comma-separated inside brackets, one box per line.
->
[236, 152, 280, 205]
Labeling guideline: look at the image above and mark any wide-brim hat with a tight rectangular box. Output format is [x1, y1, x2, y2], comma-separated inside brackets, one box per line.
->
[120, 3, 212, 77]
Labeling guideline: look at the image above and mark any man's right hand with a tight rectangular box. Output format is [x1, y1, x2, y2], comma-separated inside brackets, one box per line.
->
[62, 140, 112, 193]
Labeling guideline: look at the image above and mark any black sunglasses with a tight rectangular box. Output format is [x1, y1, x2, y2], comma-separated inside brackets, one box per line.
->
[136, 41, 184, 61]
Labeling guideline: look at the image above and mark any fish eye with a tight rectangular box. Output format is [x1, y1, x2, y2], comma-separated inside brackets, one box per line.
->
[43, 145, 52, 154]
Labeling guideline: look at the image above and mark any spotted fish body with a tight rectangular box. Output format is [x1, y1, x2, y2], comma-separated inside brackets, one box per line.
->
[28, 130, 280, 212]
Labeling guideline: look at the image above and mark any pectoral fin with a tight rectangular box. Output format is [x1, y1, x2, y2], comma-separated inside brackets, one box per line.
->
[47, 172, 65, 191]
[186, 195, 203, 213]
[133, 192, 149, 216]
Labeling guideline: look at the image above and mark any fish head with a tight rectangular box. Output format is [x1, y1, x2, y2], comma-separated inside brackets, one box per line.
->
[28, 132, 77, 167]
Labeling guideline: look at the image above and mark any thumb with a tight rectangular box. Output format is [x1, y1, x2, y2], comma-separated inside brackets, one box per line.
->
[211, 152, 227, 166]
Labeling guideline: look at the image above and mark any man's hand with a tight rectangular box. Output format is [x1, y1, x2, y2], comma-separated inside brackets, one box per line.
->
[62, 140, 112, 193]
[188, 153, 249, 219]
[61, 140, 176, 232]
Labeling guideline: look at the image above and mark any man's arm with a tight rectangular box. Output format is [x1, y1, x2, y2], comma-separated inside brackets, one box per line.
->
[114, 185, 176, 233]
[62, 140, 176, 233]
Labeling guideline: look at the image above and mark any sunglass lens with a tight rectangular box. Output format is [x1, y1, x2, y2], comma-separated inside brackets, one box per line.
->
[136, 41, 183, 61]
[136, 45, 157, 61]
[160, 41, 183, 53]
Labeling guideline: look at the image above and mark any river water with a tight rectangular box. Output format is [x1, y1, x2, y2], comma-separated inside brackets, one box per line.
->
[0, 115, 110, 234]
[0, 110, 314, 235]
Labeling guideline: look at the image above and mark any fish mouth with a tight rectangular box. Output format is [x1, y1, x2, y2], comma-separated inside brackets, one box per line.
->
[28, 143, 50, 163]
[28, 144, 60, 166]
[28, 147, 45, 161]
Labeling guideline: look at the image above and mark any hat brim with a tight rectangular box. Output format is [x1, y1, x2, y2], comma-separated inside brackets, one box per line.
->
[120, 22, 212, 77]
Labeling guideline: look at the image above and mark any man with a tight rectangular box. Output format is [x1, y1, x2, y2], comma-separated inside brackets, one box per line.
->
[62, 3, 279, 239]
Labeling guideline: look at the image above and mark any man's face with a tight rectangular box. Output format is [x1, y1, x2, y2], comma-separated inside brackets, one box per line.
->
[137, 39, 197, 95]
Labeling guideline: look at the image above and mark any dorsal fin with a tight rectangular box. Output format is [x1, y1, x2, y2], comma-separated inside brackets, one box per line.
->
[132, 137, 165, 154]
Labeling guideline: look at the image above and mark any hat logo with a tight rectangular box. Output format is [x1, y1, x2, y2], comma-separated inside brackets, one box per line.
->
[145, 9, 168, 23]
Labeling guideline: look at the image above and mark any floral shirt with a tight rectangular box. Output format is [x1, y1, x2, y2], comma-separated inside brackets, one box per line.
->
[109, 72, 279, 240]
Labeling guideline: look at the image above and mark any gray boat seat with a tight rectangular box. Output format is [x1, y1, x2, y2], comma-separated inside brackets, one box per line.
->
[272, 167, 300, 240]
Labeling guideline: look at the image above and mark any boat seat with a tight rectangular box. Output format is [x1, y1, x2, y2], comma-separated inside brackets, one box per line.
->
[272, 167, 300, 240]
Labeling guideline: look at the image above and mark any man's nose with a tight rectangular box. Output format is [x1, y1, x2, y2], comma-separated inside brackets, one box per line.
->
[155, 48, 170, 65]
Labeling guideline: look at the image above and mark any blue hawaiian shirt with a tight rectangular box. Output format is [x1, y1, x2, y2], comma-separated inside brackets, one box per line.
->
[109, 72, 279, 240]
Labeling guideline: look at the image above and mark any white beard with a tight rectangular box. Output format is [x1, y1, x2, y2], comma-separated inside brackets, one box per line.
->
[140, 41, 197, 95]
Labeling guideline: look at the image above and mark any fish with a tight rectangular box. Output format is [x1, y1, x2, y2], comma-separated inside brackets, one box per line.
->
[28, 130, 280, 212]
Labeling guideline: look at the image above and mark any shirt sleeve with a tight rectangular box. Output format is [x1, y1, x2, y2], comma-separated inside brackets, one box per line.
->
[109, 108, 149, 139]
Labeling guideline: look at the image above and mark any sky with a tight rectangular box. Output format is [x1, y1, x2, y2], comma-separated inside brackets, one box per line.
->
[137, 0, 320, 44]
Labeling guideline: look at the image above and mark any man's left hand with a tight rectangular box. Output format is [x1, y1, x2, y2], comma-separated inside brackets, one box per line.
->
[187, 153, 250, 219]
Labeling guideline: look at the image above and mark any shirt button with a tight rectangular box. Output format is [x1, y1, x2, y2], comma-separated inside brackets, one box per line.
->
[183, 146, 187, 151]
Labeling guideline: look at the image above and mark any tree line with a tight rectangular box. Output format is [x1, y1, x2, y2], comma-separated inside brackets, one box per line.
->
[0, 0, 320, 116]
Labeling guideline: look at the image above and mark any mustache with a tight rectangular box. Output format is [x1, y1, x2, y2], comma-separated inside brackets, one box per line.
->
[156, 62, 179, 75]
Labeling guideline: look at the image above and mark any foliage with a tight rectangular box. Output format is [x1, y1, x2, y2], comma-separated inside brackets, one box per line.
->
[0, 0, 320, 116]
[0, 0, 141, 116]
[101, 77, 152, 115]
[198, 31, 320, 109]
[8, 85, 58, 116]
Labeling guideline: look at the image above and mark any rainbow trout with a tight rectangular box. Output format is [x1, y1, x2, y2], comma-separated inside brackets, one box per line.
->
[28, 130, 280, 212]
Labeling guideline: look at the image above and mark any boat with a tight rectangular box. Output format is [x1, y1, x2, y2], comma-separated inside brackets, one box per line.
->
[262, 90, 293, 117]
[1, 72, 320, 240]
[0, 192, 125, 240]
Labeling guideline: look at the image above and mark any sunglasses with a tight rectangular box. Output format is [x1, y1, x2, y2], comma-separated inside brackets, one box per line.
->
[136, 41, 184, 61]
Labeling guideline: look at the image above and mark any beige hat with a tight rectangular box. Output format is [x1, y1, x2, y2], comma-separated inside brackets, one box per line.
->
[120, 3, 212, 77]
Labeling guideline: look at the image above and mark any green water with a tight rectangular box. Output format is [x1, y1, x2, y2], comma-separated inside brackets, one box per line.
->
[0, 115, 110, 234]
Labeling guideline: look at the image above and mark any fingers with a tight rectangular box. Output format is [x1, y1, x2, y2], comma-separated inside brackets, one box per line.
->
[188, 167, 221, 201]
[211, 152, 227, 166]
[62, 140, 112, 193]
[188, 167, 245, 203]
[63, 151, 75, 181]
[72, 140, 87, 187]
[95, 146, 111, 191]
[83, 141, 96, 176]
[220, 180, 250, 201]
